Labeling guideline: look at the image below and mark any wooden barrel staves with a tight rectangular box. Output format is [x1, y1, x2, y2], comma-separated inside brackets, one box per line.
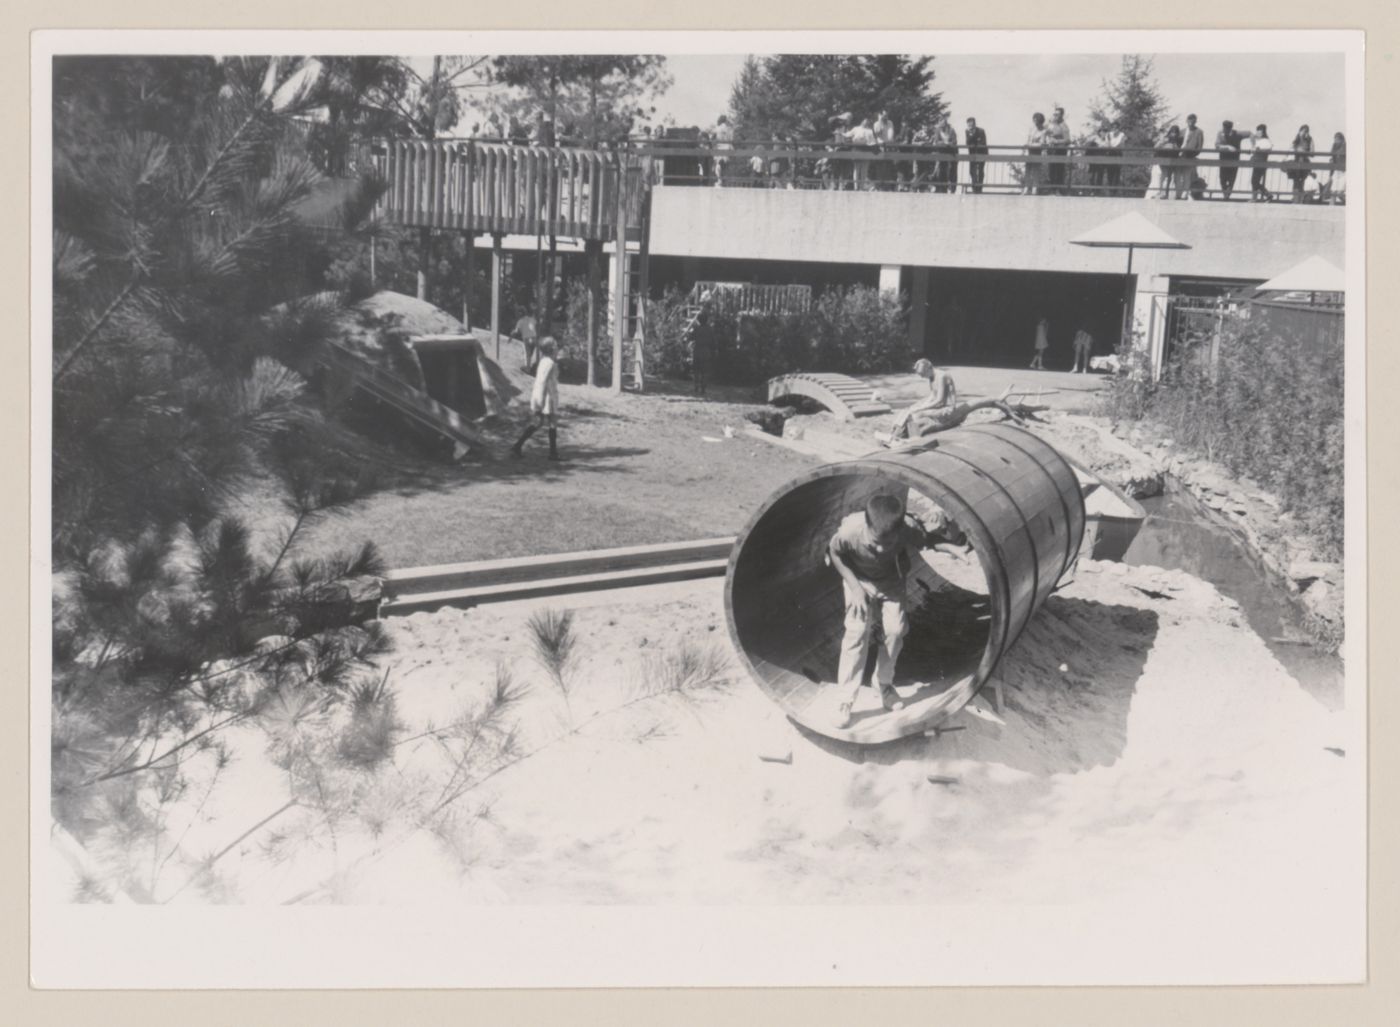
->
[723, 424, 1085, 745]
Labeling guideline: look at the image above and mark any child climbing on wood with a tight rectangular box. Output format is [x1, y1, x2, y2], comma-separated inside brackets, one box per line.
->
[511, 337, 560, 461]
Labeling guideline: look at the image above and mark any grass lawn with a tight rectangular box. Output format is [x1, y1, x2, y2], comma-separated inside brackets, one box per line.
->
[237, 337, 820, 569]
[232, 315, 1111, 571]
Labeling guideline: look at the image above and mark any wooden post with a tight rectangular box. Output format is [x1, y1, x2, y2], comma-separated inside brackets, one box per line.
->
[417, 227, 431, 302]
[634, 183, 651, 393]
[611, 156, 627, 393]
[369, 234, 377, 289]
[491, 233, 503, 362]
[586, 239, 601, 387]
[462, 232, 477, 330]
[543, 234, 558, 336]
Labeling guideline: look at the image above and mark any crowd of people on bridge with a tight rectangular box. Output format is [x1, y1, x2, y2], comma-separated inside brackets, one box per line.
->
[450, 101, 1346, 205]
[682, 107, 1347, 205]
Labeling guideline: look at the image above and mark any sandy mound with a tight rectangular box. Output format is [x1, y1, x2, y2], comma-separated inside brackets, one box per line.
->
[105, 558, 1351, 910]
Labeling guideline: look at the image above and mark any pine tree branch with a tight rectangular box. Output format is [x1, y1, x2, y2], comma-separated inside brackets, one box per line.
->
[429, 684, 688, 817]
[52, 275, 140, 385]
[54, 106, 264, 385]
[82, 708, 252, 787]
[162, 797, 299, 902]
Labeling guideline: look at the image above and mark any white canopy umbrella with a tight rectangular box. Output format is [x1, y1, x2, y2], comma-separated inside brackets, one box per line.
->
[1070, 212, 1191, 347]
[1257, 255, 1345, 294]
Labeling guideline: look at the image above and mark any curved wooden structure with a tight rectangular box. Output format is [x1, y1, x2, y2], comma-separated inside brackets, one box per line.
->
[767, 372, 892, 421]
[724, 424, 1086, 745]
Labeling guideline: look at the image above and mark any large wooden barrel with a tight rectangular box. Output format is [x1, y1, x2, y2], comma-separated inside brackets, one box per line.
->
[724, 424, 1085, 744]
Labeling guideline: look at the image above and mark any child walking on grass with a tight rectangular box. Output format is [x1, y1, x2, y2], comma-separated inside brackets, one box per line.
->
[511, 337, 560, 461]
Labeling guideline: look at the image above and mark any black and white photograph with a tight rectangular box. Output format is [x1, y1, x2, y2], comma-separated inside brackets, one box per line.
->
[31, 29, 1366, 989]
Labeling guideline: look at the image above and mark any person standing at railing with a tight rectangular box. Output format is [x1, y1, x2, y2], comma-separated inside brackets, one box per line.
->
[1180, 114, 1205, 200]
[1023, 112, 1048, 195]
[965, 117, 988, 194]
[1327, 132, 1347, 205]
[712, 115, 734, 187]
[1215, 120, 1244, 200]
[1098, 123, 1126, 195]
[1155, 124, 1183, 199]
[849, 117, 878, 190]
[1246, 124, 1274, 202]
[932, 117, 959, 194]
[873, 110, 896, 189]
[826, 113, 853, 190]
[1044, 107, 1072, 195]
[908, 123, 933, 191]
[749, 141, 768, 187]
[1288, 125, 1314, 203]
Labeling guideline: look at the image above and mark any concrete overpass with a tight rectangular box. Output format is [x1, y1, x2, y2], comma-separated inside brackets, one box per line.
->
[645, 186, 1344, 373]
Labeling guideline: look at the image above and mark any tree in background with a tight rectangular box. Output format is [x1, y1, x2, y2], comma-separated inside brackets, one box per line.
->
[727, 54, 945, 141]
[302, 56, 491, 174]
[489, 55, 672, 144]
[1085, 55, 1172, 196]
[51, 55, 397, 901]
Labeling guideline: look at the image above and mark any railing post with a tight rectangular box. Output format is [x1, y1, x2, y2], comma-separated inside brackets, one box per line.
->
[491, 233, 503, 362]
[586, 239, 602, 387]
[612, 154, 627, 393]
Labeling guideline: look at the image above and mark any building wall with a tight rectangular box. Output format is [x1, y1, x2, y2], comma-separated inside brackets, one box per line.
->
[648, 188, 1345, 282]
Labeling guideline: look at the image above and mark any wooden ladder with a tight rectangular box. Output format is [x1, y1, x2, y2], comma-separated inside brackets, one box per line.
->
[617, 249, 647, 391]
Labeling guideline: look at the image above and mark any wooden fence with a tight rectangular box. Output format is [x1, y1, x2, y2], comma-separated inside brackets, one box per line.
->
[369, 139, 647, 241]
[693, 281, 813, 315]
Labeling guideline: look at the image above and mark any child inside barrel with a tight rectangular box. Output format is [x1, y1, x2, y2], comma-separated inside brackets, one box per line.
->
[827, 493, 928, 728]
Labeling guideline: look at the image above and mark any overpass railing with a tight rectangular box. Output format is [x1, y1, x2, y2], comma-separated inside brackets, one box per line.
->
[634, 139, 1347, 204]
[691, 281, 813, 315]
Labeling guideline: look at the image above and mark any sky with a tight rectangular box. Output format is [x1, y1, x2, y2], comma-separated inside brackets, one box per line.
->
[652, 52, 1347, 143]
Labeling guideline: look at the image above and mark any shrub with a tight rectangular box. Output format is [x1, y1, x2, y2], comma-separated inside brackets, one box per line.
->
[1103, 309, 1344, 559]
[526, 608, 579, 714]
[632, 284, 909, 387]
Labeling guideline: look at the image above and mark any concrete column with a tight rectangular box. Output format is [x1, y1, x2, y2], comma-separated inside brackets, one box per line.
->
[1130, 274, 1171, 379]
[878, 264, 902, 296]
[908, 267, 930, 357]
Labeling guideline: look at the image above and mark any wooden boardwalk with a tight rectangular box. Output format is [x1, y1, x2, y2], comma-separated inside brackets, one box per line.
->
[371, 139, 646, 242]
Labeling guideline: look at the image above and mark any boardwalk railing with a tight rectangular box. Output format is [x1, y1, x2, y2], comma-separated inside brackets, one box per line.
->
[367, 139, 647, 240]
[692, 281, 813, 315]
[638, 139, 1347, 204]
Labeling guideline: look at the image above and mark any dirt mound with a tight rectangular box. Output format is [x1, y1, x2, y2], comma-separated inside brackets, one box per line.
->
[320, 291, 519, 413]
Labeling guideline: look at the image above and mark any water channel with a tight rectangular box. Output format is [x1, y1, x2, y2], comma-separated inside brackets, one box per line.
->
[1120, 489, 1345, 711]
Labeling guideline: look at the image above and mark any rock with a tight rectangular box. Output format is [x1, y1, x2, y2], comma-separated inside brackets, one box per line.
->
[1288, 560, 1338, 589]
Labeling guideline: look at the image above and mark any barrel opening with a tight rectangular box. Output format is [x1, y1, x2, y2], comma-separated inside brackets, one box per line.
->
[727, 469, 994, 732]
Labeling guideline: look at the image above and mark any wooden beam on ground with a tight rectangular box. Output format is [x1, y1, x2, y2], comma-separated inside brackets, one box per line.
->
[380, 537, 736, 615]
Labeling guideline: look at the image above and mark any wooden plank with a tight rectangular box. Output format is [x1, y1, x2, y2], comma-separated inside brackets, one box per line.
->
[381, 558, 729, 615]
[386, 537, 735, 595]
[524, 149, 538, 230]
